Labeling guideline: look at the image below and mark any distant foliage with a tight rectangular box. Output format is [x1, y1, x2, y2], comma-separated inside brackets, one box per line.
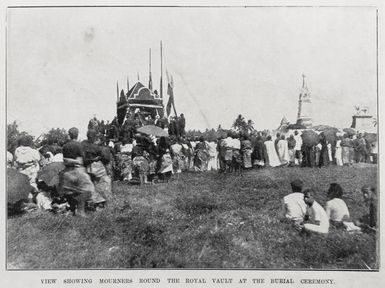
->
[232, 114, 254, 135]
[41, 128, 68, 146]
[7, 121, 35, 153]
[185, 128, 228, 142]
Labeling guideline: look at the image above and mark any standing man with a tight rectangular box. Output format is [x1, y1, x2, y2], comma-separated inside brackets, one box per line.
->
[287, 134, 296, 167]
[179, 113, 186, 137]
[293, 130, 302, 165]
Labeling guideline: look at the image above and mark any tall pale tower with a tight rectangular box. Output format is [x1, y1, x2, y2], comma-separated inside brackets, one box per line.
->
[296, 74, 312, 127]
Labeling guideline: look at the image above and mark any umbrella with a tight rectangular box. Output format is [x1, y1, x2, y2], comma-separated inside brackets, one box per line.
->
[7, 168, 31, 204]
[287, 123, 306, 130]
[363, 132, 377, 144]
[343, 128, 357, 136]
[315, 126, 339, 142]
[313, 125, 336, 131]
[137, 125, 169, 137]
[322, 129, 337, 142]
[301, 129, 320, 146]
[37, 162, 65, 188]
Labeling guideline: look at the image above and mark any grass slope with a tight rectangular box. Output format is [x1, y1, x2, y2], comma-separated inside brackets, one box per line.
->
[7, 166, 378, 269]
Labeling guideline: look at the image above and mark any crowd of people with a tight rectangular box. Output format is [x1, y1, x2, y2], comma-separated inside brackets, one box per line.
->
[282, 179, 377, 234]
[89, 110, 187, 144]
[6, 117, 378, 218]
[8, 128, 113, 216]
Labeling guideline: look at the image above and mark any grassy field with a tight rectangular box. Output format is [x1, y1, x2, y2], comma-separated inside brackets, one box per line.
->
[7, 165, 378, 270]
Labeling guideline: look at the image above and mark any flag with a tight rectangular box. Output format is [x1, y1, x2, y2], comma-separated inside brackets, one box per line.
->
[149, 72, 153, 90]
[166, 82, 174, 117]
[166, 75, 177, 117]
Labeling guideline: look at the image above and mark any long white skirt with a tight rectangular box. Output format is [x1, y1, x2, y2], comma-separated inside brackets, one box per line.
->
[265, 141, 281, 167]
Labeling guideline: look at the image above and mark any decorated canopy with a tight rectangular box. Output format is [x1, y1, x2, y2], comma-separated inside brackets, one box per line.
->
[117, 81, 165, 125]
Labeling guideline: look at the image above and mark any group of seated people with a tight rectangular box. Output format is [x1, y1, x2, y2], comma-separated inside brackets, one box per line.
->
[282, 179, 377, 234]
[8, 128, 113, 216]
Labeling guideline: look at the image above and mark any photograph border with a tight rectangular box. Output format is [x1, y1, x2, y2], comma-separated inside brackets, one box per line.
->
[1, 0, 384, 287]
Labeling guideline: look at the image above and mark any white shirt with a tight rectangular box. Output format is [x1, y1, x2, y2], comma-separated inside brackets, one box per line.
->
[306, 201, 329, 231]
[283, 192, 307, 221]
[294, 134, 302, 151]
[223, 137, 233, 148]
[51, 153, 64, 163]
[207, 142, 218, 157]
[372, 141, 378, 154]
[14, 146, 40, 166]
[171, 143, 183, 154]
[181, 143, 189, 151]
[229, 138, 241, 150]
[7, 151, 13, 165]
[121, 143, 133, 153]
[325, 198, 350, 222]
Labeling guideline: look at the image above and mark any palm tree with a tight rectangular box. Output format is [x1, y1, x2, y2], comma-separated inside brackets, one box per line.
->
[232, 114, 248, 133]
[247, 119, 255, 132]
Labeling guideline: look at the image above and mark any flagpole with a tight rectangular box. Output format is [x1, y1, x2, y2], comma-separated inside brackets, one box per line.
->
[149, 48, 152, 90]
[170, 75, 177, 117]
[116, 81, 119, 103]
[160, 40, 163, 99]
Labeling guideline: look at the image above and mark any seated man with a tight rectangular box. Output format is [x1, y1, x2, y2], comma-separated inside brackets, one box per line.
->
[355, 185, 377, 232]
[303, 189, 329, 234]
[282, 179, 307, 224]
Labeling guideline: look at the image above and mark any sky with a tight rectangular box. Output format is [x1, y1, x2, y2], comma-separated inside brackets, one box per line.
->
[7, 6, 377, 139]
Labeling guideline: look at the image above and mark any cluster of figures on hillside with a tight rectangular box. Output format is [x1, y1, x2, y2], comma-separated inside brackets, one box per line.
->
[88, 111, 186, 142]
[7, 123, 377, 217]
[282, 180, 377, 235]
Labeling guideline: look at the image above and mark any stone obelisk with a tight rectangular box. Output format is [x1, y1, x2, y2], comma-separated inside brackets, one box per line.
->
[296, 74, 312, 128]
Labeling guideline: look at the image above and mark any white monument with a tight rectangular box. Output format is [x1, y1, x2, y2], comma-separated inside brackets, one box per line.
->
[296, 74, 312, 128]
[351, 106, 376, 133]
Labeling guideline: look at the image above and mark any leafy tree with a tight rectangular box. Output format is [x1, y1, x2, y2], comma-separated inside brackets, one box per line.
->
[232, 114, 247, 132]
[247, 119, 255, 132]
[232, 114, 254, 135]
[41, 128, 68, 146]
[7, 121, 34, 153]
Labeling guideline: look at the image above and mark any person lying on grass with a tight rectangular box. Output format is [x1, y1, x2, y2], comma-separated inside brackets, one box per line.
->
[302, 188, 329, 234]
[281, 179, 307, 226]
[325, 183, 350, 229]
[355, 185, 377, 232]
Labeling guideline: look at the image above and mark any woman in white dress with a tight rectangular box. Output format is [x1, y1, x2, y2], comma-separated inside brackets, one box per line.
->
[264, 136, 281, 167]
[277, 135, 290, 165]
[335, 136, 343, 166]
